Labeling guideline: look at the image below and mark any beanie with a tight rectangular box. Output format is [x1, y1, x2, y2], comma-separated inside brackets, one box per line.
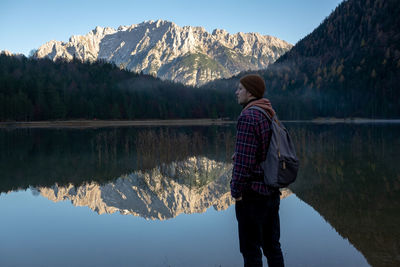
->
[239, 74, 266, 98]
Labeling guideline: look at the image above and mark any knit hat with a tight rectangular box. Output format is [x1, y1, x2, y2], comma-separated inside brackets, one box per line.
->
[239, 74, 266, 98]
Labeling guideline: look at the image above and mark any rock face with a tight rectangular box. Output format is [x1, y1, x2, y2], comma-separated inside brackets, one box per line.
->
[35, 20, 292, 86]
[36, 156, 293, 220]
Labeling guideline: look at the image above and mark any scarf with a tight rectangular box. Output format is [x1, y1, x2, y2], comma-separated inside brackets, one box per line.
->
[242, 98, 276, 118]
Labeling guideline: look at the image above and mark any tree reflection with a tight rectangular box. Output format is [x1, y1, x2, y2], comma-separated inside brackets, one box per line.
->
[0, 126, 235, 192]
[289, 124, 400, 267]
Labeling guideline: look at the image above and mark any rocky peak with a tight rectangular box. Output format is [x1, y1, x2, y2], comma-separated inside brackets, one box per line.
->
[35, 20, 292, 86]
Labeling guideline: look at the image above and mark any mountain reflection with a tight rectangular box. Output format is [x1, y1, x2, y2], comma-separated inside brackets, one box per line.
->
[36, 156, 234, 220]
[35, 156, 292, 220]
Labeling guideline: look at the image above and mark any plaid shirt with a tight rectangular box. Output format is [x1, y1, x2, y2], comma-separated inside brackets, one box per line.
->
[230, 107, 273, 198]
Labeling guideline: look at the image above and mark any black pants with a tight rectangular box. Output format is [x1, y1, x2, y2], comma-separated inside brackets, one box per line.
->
[235, 190, 284, 267]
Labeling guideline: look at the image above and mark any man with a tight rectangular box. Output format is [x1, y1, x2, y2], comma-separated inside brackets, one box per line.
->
[231, 74, 284, 267]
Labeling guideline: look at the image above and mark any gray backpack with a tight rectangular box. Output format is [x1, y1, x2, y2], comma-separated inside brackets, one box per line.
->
[250, 106, 299, 188]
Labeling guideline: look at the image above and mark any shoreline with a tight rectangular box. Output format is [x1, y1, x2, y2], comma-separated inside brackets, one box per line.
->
[1, 118, 400, 128]
[0, 119, 236, 128]
[309, 118, 400, 124]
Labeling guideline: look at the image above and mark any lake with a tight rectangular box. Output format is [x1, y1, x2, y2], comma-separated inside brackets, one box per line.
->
[0, 123, 399, 267]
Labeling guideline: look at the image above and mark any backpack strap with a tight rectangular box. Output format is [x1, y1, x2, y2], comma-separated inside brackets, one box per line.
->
[248, 106, 272, 120]
[248, 106, 283, 128]
[248, 106, 283, 160]
[248, 106, 288, 159]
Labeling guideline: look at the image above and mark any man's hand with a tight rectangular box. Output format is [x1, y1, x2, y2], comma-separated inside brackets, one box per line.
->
[235, 196, 243, 202]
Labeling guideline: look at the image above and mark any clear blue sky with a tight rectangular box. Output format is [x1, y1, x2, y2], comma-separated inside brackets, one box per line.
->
[1, 0, 343, 56]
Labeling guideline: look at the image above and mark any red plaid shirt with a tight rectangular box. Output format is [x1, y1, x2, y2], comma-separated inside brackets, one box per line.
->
[230, 107, 273, 198]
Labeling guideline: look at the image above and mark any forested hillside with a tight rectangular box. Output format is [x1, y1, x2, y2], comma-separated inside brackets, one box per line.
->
[204, 0, 400, 119]
[0, 55, 239, 121]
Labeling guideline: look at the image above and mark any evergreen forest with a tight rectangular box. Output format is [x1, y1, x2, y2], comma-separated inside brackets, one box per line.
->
[0, 56, 239, 121]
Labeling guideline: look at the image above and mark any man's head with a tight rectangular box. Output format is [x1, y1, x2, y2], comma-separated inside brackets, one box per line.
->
[235, 74, 266, 105]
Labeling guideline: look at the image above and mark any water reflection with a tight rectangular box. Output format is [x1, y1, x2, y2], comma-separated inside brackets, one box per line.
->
[0, 126, 235, 193]
[289, 124, 400, 267]
[1, 124, 399, 266]
[36, 157, 234, 220]
[32, 155, 292, 220]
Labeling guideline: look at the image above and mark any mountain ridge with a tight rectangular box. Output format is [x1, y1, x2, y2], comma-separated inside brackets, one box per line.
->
[35, 20, 292, 86]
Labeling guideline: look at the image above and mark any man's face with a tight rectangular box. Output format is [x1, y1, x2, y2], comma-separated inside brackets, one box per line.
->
[235, 83, 251, 105]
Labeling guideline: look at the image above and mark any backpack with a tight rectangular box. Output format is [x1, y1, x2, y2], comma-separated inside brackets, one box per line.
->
[249, 106, 299, 188]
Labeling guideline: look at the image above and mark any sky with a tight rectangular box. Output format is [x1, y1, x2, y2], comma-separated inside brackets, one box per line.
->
[1, 0, 343, 56]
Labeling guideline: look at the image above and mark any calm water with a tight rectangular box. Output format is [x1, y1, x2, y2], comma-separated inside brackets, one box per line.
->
[0, 124, 399, 267]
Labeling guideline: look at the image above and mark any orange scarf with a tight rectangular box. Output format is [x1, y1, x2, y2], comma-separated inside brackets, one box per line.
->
[243, 98, 276, 118]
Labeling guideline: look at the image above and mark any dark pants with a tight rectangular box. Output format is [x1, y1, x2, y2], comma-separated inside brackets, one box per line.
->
[235, 190, 284, 267]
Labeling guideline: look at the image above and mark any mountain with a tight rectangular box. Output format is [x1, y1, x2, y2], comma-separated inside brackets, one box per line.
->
[35, 20, 292, 86]
[6, 0, 398, 120]
[202, 0, 400, 119]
